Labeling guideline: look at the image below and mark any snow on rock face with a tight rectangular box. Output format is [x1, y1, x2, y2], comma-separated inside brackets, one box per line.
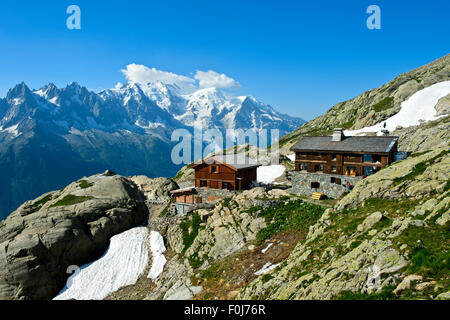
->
[261, 243, 273, 254]
[147, 231, 167, 280]
[0, 124, 21, 137]
[257, 165, 286, 184]
[254, 262, 280, 276]
[54, 227, 150, 300]
[286, 153, 295, 161]
[345, 81, 450, 136]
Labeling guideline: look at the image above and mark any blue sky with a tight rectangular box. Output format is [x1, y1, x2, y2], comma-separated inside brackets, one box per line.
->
[0, 0, 448, 120]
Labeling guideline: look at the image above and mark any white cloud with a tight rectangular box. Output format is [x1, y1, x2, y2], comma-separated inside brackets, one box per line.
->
[194, 70, 240, 89]
[120, 64, 240, 91]
[121, 64, 195, 89]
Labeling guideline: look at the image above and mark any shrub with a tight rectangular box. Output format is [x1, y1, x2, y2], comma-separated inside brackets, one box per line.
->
[78, 180, 94, 189]
[256, 200, 324, 243]
[49, 195, 94, 208]
[180, 212, 202, 253]
[371, 97, 394, 112]
[336, 285, 397, 300]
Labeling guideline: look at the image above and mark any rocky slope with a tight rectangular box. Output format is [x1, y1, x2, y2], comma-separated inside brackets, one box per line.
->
[3, 144, 447, 300]
[152, 145, 448, 301]
[238, 146, 449, 300]
[0, 171, 149, 300]
[279, 54, 450, 154]
[1, 56, 449, 301]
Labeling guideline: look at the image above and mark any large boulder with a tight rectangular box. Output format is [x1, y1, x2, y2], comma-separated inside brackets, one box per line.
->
[129, 176, 179, 200]
[435, 93, 450, 116]
[0, 171, 148, 300]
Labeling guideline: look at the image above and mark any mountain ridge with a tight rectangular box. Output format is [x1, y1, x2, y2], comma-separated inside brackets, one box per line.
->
[0, 80, 305, 220]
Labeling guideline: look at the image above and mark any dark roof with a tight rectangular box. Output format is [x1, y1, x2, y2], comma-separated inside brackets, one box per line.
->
[290, 136, 398, 153]
[191, 154, 261, 170]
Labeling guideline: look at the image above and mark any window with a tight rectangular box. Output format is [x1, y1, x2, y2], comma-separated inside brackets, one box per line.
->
[346, 166, 357, 176]
[331, 165, 337, 173]
[331, 154, 337, 161]
[363, 154, 373, 162]
[331, 177, 341, 184]
[300, 163, 308, 171]
[311, 182, 320, 189]
[373, 155, 382, 164]
[211, 165, 217, 173]
[314, 165, 323, 172]
[222, 182, 229, 189]
[200, 180, 207, 187]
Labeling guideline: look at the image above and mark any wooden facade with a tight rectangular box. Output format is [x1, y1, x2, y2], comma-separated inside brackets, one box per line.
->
[171, 187, 196, 204]
[293, 151, 394, 177]
[191, 156, 259, 191]
[290, 130, 399, 177]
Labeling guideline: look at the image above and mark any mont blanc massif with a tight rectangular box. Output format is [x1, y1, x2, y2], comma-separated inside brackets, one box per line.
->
[0, 78, 305, 219]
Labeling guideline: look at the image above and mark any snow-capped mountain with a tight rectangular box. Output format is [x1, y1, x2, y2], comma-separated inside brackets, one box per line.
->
[0, 80, 304, 220]
[98, 81, 305, 136]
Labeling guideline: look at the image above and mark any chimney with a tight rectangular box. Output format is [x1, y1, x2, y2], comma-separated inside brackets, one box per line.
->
[332, 128, 345, 142]
[381, 129, 389, 136]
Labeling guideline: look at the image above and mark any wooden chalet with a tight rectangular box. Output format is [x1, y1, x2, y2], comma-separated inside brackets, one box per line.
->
[190, 155, 261, 191]
[170, 187, 198, 204]
[290, 128, 398, 177]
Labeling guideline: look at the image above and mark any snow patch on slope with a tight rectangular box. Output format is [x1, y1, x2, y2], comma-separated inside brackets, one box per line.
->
[345, 81, 450, 136]
[0, 124, 21, 137]
[257, 165, 286, 184]
[254, 262, 280, 276]
[147, 231, 167, 280]
[54, 227, 149, 300]
[286, 154, 295, 161]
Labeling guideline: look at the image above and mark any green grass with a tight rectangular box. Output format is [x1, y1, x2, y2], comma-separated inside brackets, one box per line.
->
[78, 180, 94, 189]
[180, 212, 203, 254]
[335, 285, 397, 300]
[443, 179, 450, 193]
[325, 197, 420, 241]
[255, 199, 325, 243]
[160, 199, 174, 217]
[49, 194, 94, 208]
[371, 97, 394, 112]
[410, 150, 432, 158]
[221, 197, 233, 208]
[15, 225, 26, 237]
[188, 252, 205, 269]
[28, 194, 53, 213]
[261, 274, 274, 283]
[349, 240, 362, 250]
[173, 169, 186, 181]
[396, 224, 449, 278]
[199, 262, 224, 280]
[393, 149, 449, 186]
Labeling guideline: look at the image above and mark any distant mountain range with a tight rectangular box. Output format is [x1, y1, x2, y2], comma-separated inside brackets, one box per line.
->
[0, 80, 305, 219]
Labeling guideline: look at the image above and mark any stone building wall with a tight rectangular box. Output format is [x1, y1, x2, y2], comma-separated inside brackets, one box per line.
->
[289, 171, 362, 199]
[195, 187, 236, 203]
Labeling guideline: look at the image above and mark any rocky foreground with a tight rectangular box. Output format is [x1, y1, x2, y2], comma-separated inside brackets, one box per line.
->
[0, 171, 149, 299]
[0, 145, 448, 300]
[239, 146, 449, 300]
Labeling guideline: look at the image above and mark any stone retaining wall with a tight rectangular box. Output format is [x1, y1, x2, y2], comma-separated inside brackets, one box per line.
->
[289, 171, 362, 199]
[195, 187, 236, 203]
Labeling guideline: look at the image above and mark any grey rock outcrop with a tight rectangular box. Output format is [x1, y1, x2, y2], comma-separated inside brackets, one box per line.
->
[435, 93, 450, 116]
[129, 176, 179, 200]
[0, 172, 148, 300]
